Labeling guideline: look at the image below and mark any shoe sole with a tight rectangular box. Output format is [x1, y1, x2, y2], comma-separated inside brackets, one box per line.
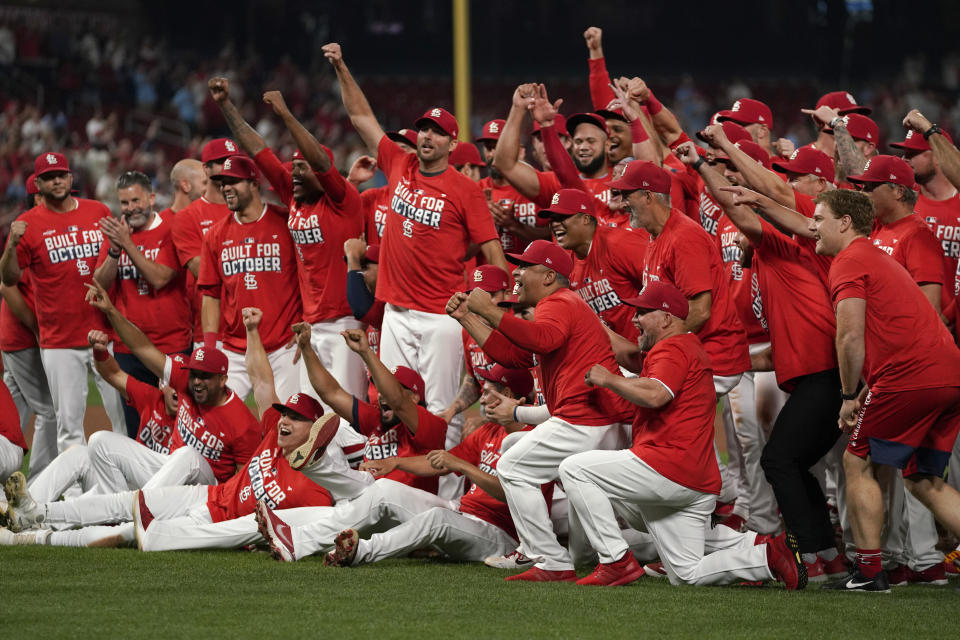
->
[326, 529, 359, 567]
[286, 413, 340, 470]
[784, 532, 808, 590]
[642, 564, 668, 578]
[577, 567, 645, 587]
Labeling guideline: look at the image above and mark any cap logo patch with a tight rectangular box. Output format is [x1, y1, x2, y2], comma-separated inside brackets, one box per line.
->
[431, 108, 441, 117]
[195, 349, 205, 361]
[642, 181, 649, 187]
[662, 302, 669, 309]
[790, 149, 799, 160]
[846, 92, 856, 104]
[473, 270, 483, 282]
[889, 174, 897, 180]
[489, 122, 499, 133]
[842, 116, 850, 126]
[905, 131, 915, 140]
[863, 159, 872, 171]
[225, 140, 236, 152]
[224, 158, 232, 170]
[551, 193, 560, 205]
[46, 154, 57, 165]
[289, 394, 300, 404]
[545, 257, 553, 264]
[732, 100, 741, 112]
[814, 167, 821, 173]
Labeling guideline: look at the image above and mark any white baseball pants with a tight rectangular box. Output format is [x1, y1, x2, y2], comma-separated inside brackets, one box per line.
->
[26, 445, 95, 503]
[495, 417, 626, 571]
[352, 507, 518, 565]
[299, 316, 369, 408]
[88, 432, 216, 493]
[713, 373, 742, 506]
[0, 435, 23, 482]
[39, 347, 126, 451]
[884, 474, 943, 570]
[560, 449, 773, 586]
[3, 348, 57, 475]
[291, 478, 457, 559]
[223, 342, 300, 402]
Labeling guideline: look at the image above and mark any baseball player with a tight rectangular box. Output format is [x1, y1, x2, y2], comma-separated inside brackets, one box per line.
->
[352, 130, 418, 242]
[93, 170, 191, 437]
[209, 78, 368, 409]
[198, 154, 303, 401]
[806, 189, 960, 592]
[445, 239, 633, 582]
[449, 142, 485, 182]
[323, 43, 508, 495]
[802, 105, 879, 184]
[564, 281, 805, 589]
[800, 91, 872, 158]
[0, 152, 126, 453]
[0, 380, 26, 483]
[682, 147, 848, 580]
[167, 158, 207, 214]
[344, 240, 384, 404]
[170, 139, 235, 345]
[324, 364, 536, 568]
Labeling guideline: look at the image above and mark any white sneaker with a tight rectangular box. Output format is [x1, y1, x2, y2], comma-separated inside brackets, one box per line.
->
[484, 550, 533, 569]
[0, 527, 45, 546]
[3, 472, 44, 532]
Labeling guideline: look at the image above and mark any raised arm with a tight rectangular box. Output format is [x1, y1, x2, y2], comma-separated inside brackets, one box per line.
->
[84, 280, 166, 377]
[701, 124, 794, 207]
[342, 328, 422, 431]
[88, 330, 130, 400]
[208, 77, 267, 157]
[292, 322, 355, 420]
[242, 307, 280, 419]
[322, 43, 386, 152]
[492, 85, 541, 200]
[904, 109, 960, 191]
[0, 220, 26, 286]
[803, 106, 867, 180]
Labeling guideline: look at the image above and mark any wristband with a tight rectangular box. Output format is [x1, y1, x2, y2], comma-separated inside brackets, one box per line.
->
[923, 124, 942, 140]
[841, 391, 859, 401]
[828, 116, 844, 129]
[691, 157, 705, 172]
[202, 332, 219, 347]
[645, 90, 663, 115]
[513, 405, 519, 423]
[629, 118, 649, 143]
[93, 349, 109, 362]
[108, 247, 121, 259]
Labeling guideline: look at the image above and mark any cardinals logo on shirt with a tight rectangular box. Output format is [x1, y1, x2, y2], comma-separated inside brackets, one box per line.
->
[76, 260, 90, 276]
[244, 272, 259, 290]
[402, 218, 414, 238]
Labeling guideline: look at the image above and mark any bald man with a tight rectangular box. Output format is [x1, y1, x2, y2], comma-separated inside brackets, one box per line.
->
[169, 159, 206, 214]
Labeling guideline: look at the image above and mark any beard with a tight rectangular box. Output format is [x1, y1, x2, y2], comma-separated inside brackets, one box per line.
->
[914, 168, 936, 185]
[574, 153, 606, 176]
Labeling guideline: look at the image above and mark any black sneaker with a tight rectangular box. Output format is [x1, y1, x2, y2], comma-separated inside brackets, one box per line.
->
[821, 569, 891, 593]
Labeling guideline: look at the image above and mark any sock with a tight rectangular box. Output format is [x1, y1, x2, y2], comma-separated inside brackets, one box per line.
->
[818, 547, 839, 562]
[856, 548, 882, 578]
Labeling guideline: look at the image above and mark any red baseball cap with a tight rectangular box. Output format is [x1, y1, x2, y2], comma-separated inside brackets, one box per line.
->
[415, 108, 459, 138]
[595, 108, 629, 124]
[532, 113, 567, 136]
[772, 147, 835, 183]
[363, 244, 380, 264]
[566, 113, 609, 137]
[622, 280, 689, 320]
[476, 364, 534, 398]
[391, 366, 426, 399]
[469, 264, 511, 293]
[890, 128, 954, 152]
[815, 91, 871, 116]
[449, 143, 485, 167]
[477, 119, 506, 143]
[506, 239, 574, 279]
[291, 146, 335, 165]
[717, 99, 774, 129]
[606, 160, 672, 194]
[717, 140, 772, 170]
[272, 393, 325, 422]
[212, 155, 259, 181]
[187, 346, 229, 375]
[201, 138, 240, 163]
[25, 173, 39, 195]
[536, 188, 596, 219]
[34, 152, 70, 176]
[387, 129, 419, 148]
[847, 155, 917, 189]
[697, 120, 753, 147]
[823, 114, 879, 144]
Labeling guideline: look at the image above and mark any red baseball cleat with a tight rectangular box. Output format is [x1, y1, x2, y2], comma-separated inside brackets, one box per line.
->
[504, 567, 577, 582]
[286, 413, 341, 470]
[805, 556, 826, 583]
[643, 561, 668, 578]
[908, 563, 948, 586]
[324, 529, 360, 567]
[766, 531, 807, 590]
[255, 499, 296, 562]
[576, 551, 645, 586]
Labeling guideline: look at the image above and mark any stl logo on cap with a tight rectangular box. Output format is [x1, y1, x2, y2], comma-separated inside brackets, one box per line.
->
[551, 193, 560, 205]
[790, 149, 800, 160]
[431, 108, 441, 117]
[732, 100, 742, 112]
[488, 122, 499, 134]
[46, 153, 57, 165]
[905, 131, 916, 140]
[473, 269, 483, 282]
[224, 158, 232, 170]
[225, 140, 236, 152]
[863, 159, 872, 171]
[290, 393, 300, 403]
[195, 348, 205, 361]
[846, 93, 856, 104]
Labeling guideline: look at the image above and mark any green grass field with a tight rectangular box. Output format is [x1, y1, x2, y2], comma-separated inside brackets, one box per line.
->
[0, 547, 955, 639]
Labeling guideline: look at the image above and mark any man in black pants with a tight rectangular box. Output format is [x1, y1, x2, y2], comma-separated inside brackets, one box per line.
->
[675, 141, 847, 581]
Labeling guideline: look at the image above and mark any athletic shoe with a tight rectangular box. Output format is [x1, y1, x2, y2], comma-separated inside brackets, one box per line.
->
[504, 567, 577, 582]
[643, 561, 668, 578]
[822, 568, 891, 593]
[945, 560, 960, 579]
[255, 499, 296, 562]
[132, 490, 155, 551]
[887, 564, 910, 587]
[285, 413, 340, 470]
[0, 527, 45, 546]
[324, 529, 360, 567]
[766, 531, 807, 590]
[805, 556, 827, 583]
[908, 563, 948, 586]
[576, 551, 645, 586]
[3, 472, 44, 532]
[484, 550, 533, 569]
[822, 553, 849, 579]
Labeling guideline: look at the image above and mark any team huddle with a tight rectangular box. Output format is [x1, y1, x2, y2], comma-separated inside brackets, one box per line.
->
[3, 28, 960, 593]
